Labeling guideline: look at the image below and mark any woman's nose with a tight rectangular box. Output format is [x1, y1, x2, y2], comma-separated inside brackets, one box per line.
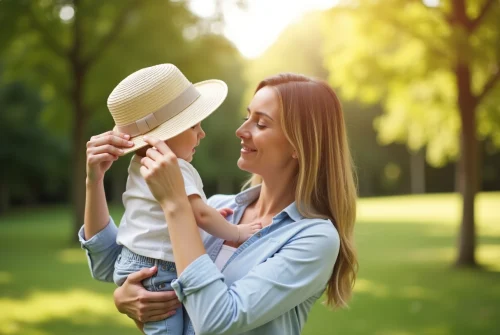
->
[236, 123, 250, 139]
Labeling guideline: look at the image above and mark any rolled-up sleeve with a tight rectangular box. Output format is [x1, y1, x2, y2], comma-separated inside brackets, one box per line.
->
[78, 218, 122, 283]
[171, 224, 339, 335]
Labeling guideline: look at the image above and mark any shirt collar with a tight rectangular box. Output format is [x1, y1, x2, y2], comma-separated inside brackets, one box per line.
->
[281, 202, 303, 222]
[234, 185, 304, 223]
[234, 185, 261, 205]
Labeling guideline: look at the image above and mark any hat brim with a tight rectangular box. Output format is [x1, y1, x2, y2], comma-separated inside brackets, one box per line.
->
[114, 79, 228, 155]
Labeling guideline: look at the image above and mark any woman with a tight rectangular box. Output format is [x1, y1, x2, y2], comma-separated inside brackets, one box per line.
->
[81, 73, 358, 334]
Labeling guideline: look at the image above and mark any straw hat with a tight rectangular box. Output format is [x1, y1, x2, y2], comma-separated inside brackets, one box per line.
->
[107, 63, 228, 154]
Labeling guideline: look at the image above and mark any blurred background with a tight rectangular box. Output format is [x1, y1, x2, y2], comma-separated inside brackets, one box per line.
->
[0, 0, 499, 334]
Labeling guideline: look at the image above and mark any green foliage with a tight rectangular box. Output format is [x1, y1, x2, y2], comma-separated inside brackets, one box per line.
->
[322, 0, 500, 166]
[243, 11, 417, 196]
[0, 0, 200, 137]
[0, 0, 249, 207]
[0, 79, 68, 203]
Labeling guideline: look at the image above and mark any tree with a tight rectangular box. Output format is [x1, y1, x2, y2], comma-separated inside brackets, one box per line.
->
[0, 78, 66, 213]
[322, 0, 500, 266]
[0, 0, 202, 240]
[244, 11, 416, 197]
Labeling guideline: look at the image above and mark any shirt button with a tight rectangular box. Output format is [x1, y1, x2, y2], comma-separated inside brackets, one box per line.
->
[256, 232, 262, 237]
[161, 265, 167, 271]
[159, 283, 166, 289]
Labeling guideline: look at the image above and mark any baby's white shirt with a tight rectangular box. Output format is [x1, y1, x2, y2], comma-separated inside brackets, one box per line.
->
[116, 155, 207, 262]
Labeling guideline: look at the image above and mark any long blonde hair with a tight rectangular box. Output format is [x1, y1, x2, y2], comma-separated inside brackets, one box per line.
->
[244, 73, 358, 308]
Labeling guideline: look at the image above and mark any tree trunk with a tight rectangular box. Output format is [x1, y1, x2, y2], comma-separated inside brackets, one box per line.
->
[455, 131, 464, 194]
[451, 0, 478, 267]
[455, 157, 463, 194]
[70, 0, 87, 243]
[71, 69, 88, 242]
[410, 149, 426, 194]
[455, 62, 478, 267]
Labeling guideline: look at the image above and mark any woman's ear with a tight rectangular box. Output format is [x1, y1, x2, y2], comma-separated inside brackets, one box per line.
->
[292, 151, 298, 159]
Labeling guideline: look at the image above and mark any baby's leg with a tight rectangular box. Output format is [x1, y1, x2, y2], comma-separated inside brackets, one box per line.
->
[113, 248, 183, 335]
[142, 261, 183, 335]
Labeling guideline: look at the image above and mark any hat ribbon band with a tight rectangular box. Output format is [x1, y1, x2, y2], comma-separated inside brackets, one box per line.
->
[116, 84, 201, 137]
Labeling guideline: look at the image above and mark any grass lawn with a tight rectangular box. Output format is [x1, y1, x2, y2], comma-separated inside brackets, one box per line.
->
[0, 193, 499, 335]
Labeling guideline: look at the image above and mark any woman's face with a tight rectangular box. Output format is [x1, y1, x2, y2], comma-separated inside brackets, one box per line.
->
[236, 86, 296, 178]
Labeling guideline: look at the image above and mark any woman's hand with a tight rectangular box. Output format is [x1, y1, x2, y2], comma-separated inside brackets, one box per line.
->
[139, 135, 187, 208]
[114, 266, 181, 323]
[86, 130, 134, 183]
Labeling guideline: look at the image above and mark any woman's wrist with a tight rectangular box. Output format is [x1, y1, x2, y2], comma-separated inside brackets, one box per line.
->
[160, 197, 192, 220]
[86, 176, 104, 187]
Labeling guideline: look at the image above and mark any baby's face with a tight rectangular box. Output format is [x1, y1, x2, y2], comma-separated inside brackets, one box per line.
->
[136, 123, 205, 162]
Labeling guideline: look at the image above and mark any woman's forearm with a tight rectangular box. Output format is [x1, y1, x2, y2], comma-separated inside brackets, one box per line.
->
[84, 178, 111, 240]
[161, 198, 206, 275]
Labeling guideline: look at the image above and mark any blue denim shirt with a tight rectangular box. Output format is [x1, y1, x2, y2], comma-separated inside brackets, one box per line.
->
[79, 185, 340, 335]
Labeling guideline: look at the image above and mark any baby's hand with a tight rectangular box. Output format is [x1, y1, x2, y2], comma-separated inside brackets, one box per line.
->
[218, 207, 234, 218]
[237, 221, 262, 243]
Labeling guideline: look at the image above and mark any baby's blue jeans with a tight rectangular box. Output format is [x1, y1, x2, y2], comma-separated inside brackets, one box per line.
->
[114, 247, 183, 335]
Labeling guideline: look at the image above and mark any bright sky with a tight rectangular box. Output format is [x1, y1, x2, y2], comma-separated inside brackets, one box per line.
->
[188, 0, 339, 59]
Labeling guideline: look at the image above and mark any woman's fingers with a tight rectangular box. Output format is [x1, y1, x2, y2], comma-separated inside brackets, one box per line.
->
[88, 144, 125, 157]
[88, 131, 128, 144]
[139, 165, 150, 180]
[87, 153, 118, 164]
[143, 303, 182, 316]
[127, 266, 157, 283]
[138, 301, 178, 311]
[135, 291, 181, 322]
[146, 146, 163, 161]
[145, 310, 178, 322]
[143, 135, 173, 156]
[140, 156, 155, 170]
[92, 130, 130, 140]
[88, 133, 134, 149]
[143, 289, 179, 303]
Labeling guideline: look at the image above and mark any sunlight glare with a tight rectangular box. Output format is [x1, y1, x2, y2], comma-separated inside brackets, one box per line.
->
[59, 5, 74, 22]
[189, 0, 339, 58]
[354, 278, 389, 297]
[0, 290, 131, 333]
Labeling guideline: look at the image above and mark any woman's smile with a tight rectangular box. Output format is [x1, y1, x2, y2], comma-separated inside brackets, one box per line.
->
[241, 143, 257, 154]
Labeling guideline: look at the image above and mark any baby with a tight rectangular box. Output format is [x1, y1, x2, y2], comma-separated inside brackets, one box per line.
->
[106, 64, 261, 335]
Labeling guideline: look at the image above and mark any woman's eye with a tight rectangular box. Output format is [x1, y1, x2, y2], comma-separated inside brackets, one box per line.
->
[242, 117, 265, 129]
